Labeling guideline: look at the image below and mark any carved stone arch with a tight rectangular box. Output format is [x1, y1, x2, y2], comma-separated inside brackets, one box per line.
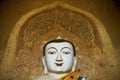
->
[0, 1, 117, 80]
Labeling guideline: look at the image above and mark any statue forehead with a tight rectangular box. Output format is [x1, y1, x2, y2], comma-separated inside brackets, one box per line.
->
[45, 42, 73, 49]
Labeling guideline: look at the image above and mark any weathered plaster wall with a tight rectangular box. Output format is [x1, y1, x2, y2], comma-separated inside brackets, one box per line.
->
[0, 0, 120, 80]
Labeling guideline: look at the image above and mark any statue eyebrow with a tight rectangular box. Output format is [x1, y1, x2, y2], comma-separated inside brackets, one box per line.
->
[46, 47, 58, 51]
[60, 47, 72, 52]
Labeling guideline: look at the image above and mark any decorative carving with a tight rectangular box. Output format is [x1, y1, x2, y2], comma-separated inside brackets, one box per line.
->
[58, 10, 94, 47]
[6, 4, 107, 80]
[22, 8, 95, 49]
[24, 12, 56, 48]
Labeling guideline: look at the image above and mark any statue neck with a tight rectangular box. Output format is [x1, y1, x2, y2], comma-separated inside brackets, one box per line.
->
[47, 72, 69, 79]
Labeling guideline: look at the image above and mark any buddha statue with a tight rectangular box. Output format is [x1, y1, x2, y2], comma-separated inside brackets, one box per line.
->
[34, 39, 87, 80]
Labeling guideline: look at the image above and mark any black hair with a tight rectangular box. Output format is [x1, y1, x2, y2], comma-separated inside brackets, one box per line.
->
[43, 39, 76, 56]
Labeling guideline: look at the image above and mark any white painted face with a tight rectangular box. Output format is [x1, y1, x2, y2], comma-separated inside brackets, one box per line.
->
[44, 42, 75, 73]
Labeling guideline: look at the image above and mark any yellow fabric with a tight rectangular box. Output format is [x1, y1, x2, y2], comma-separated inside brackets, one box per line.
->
[58, 71, 79, 80]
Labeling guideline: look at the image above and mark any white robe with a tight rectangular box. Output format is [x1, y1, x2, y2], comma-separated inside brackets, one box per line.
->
[33, 75, 87, 80]
[33, 75, 57, 80]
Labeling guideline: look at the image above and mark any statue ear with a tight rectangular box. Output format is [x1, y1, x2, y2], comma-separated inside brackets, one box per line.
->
[72, 57, 77, 72]
[42, 56, 48, 74]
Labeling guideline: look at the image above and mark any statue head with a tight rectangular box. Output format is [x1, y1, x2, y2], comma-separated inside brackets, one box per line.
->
[42, 39, 77, 75]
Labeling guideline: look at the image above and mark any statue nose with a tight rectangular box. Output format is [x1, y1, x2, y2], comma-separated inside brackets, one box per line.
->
[56, 53, 63, 61]
[56, 59, 63, 62]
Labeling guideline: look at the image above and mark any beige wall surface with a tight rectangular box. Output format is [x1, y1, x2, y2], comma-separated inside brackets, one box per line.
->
[0, 0, 120, 79]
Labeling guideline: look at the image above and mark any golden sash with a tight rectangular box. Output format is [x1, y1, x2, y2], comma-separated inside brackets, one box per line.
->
[58, 71, 79, 80]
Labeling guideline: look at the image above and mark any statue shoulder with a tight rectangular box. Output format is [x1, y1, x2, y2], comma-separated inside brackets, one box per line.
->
[33, 76, 46, 80]
[33, 75, 57, 80]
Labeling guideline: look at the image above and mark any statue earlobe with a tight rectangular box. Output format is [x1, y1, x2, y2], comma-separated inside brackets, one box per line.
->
[42, 57, 48, 75]
[72, 57, 77, 72]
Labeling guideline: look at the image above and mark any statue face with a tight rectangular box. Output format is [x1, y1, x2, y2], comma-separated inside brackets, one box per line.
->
[44, 42, 75, 73]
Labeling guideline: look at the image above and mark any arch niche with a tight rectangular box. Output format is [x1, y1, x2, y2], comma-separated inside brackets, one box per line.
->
[0, 2, 117, 80]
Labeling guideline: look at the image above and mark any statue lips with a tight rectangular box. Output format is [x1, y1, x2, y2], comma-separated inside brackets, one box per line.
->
[55, 63, 63, 66]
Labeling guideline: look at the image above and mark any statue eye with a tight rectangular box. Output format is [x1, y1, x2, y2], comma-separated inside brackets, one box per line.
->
[48, 51, 56, 54]
[62, 51, 71, 55]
